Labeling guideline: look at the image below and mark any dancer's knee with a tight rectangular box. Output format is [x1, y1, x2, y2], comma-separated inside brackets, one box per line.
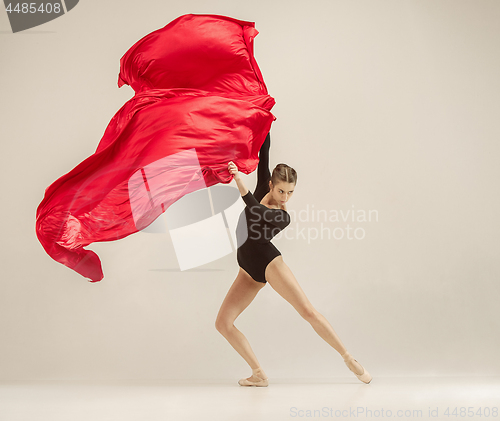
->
[215, 318, 234, 336]
[300, 306, 319, 322]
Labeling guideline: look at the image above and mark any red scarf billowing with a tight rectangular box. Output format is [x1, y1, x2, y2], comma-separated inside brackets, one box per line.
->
[35, 14, 276, 282]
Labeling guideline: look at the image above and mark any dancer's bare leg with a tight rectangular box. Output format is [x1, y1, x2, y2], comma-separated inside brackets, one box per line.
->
[215, 267, 268, 381]
[265, 256, 364, 376]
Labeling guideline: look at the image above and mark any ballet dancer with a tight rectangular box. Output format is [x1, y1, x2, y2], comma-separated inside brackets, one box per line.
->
[215, 132, 372, 386]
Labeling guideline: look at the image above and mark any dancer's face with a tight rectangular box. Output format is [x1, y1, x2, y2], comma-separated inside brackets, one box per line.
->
[269, 181, 295, 205]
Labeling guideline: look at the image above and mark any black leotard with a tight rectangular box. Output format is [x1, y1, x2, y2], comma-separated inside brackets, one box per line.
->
[235, 132, 291, 283]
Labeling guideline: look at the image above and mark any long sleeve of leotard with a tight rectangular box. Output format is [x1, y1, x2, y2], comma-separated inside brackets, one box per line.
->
[255, 132, 271, 193]
[241, 190, 289, 229]
[253, 132, 271, 202]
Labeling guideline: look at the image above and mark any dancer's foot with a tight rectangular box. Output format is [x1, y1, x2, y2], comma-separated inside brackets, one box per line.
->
[344, 354, 364, 375]
[341, 351, 372, 384]
[238, 367, 269, 387]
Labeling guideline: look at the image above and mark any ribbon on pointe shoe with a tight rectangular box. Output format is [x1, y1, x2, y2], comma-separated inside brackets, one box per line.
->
[238, 368, 269, 387]
[341, 351, 372, 384]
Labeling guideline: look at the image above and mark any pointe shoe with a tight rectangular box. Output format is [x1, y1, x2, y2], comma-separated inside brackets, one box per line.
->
[238, 368, 269, 387]
[341, 351, 372, 384]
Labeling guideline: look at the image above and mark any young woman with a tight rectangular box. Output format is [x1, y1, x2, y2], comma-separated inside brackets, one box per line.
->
[215, 132, 372, 386]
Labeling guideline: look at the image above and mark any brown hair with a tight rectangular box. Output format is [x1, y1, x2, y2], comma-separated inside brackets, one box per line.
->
[271, 163, 297, 187]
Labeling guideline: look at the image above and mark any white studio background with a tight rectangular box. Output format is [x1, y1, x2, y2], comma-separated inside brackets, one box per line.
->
[0, 0, 499, 382]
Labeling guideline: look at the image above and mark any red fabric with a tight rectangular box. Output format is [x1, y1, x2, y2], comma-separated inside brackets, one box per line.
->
[35, 14, 276, 282]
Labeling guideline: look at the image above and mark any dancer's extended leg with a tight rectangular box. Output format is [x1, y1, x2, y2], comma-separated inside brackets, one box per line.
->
[215, 267, 268, 382]
[265, 256, 365, 376]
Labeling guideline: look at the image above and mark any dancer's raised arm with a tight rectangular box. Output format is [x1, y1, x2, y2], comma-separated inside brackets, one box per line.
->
[255, 133, 271, 195]
[228, 161, 249, 197]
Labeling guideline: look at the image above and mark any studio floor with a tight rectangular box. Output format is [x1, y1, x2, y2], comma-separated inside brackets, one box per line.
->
[1, 376, 498, 421]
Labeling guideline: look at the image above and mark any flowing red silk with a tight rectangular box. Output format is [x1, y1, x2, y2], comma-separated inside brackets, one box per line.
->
[35, 14, 277, 282]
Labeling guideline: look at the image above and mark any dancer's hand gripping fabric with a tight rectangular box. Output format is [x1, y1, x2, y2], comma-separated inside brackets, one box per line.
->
[228, 161, 241, 180]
